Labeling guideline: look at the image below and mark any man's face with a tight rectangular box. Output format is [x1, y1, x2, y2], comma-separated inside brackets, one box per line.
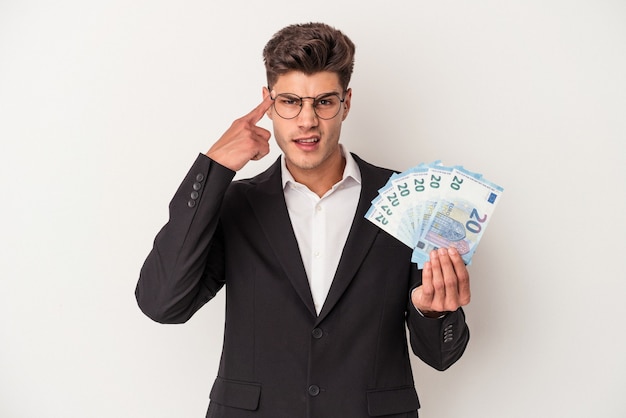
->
[264, 71, 351, 178]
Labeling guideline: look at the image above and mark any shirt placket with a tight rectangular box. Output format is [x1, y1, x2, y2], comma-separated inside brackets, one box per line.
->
[310, 200, 326, 314]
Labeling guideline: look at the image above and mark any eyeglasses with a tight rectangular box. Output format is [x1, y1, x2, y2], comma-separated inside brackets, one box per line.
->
[270, 92, 346, 120]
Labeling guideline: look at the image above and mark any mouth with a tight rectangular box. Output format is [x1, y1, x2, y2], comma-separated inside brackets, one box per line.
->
[293, 136, 320, 144]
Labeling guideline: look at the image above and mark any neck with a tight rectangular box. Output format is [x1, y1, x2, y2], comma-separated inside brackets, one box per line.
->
[287, 152, 346, 198]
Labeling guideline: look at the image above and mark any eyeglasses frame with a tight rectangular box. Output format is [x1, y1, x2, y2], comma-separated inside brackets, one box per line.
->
[269, 90, 348, 120]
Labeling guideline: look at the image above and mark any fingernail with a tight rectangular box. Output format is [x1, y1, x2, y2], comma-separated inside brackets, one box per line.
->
[448, 247, 457, 255]
[438, 248, 447, 256]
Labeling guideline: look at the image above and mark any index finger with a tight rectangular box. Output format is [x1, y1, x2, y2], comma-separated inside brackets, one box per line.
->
[245, 94, 274, 124]
[448, 247, 471, 300]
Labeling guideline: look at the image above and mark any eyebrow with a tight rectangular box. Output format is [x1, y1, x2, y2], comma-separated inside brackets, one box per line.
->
[276, 91, 342, 98]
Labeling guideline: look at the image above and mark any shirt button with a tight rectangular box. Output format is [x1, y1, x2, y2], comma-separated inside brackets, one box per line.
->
[312, 328, 323, 339]
[308, 385, 320, 396]
[314, 252, 320, 258]
[316, 205, 322, 212]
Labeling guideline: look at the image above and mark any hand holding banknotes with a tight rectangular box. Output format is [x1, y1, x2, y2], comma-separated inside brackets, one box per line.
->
[366, 160, 503, 316]
[411, 247, 471, 317]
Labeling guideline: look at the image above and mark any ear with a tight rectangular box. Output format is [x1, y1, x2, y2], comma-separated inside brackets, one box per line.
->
[341, 88, 352, 121]
[262, 86, 274, 120]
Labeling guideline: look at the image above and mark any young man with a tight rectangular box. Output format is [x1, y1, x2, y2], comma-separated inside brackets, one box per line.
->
[136, 22, 471, 417]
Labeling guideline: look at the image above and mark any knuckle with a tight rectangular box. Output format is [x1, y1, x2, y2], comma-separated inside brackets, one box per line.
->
[433, 280, 445, 292]
[420, 285, 434, 299]
[232, 117, 245, 127]
[443, 275, 456, 287]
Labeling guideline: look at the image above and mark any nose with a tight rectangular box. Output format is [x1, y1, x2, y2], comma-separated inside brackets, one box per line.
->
[297, 98, 318, 128]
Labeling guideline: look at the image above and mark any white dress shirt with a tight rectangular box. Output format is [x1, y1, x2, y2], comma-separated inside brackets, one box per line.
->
[281, 145, 362, 314]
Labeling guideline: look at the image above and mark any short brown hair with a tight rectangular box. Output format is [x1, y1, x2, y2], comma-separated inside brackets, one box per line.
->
[262, 22, 356, 91]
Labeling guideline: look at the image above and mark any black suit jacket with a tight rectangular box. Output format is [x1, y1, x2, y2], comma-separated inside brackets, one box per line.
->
[136, 153, 469, 418]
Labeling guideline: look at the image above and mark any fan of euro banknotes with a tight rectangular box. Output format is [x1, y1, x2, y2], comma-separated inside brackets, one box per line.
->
[365, 161, 504, 268]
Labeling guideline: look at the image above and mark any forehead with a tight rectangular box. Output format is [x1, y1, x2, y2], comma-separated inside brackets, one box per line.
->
[273, 71, 342, 95]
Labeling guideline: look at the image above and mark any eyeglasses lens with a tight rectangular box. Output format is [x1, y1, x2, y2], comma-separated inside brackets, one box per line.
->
[273, 94, 342, 120]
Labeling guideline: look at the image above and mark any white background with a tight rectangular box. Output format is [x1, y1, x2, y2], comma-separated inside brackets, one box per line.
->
[1, 1, 625, 417]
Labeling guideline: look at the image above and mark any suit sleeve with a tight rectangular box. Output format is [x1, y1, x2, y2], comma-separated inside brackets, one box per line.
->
[405, 266, 470, 371]
[135, 154, 235, 324]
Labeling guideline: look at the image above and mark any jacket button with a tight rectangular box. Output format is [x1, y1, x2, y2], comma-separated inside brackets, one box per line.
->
[196, 173, 204, 182]
[308, 385, 320, 396]
[312, 328, 323, 339]
[443, 325, 454, 343]
[193, 182, 202, 191]
[190, 191, 199, 200]
[187, 200, 196, 208]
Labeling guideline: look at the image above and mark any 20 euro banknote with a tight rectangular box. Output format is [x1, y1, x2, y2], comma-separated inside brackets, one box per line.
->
[365, 161, 503, 268]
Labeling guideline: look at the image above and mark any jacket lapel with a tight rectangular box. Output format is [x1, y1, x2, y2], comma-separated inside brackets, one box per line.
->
[245, 154, 392, 322]
[315, 154, 390, 324]
[244, 158, 317, 317]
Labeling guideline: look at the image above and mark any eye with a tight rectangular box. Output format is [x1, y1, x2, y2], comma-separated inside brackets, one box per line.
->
[278, 95, 301, 106]
[316, 95, 337, 107]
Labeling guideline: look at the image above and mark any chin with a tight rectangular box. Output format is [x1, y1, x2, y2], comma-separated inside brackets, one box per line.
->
[291, 159, 320, 171]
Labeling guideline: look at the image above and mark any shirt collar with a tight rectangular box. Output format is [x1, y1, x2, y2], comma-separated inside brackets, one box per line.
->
[281, 144, 362, 190]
